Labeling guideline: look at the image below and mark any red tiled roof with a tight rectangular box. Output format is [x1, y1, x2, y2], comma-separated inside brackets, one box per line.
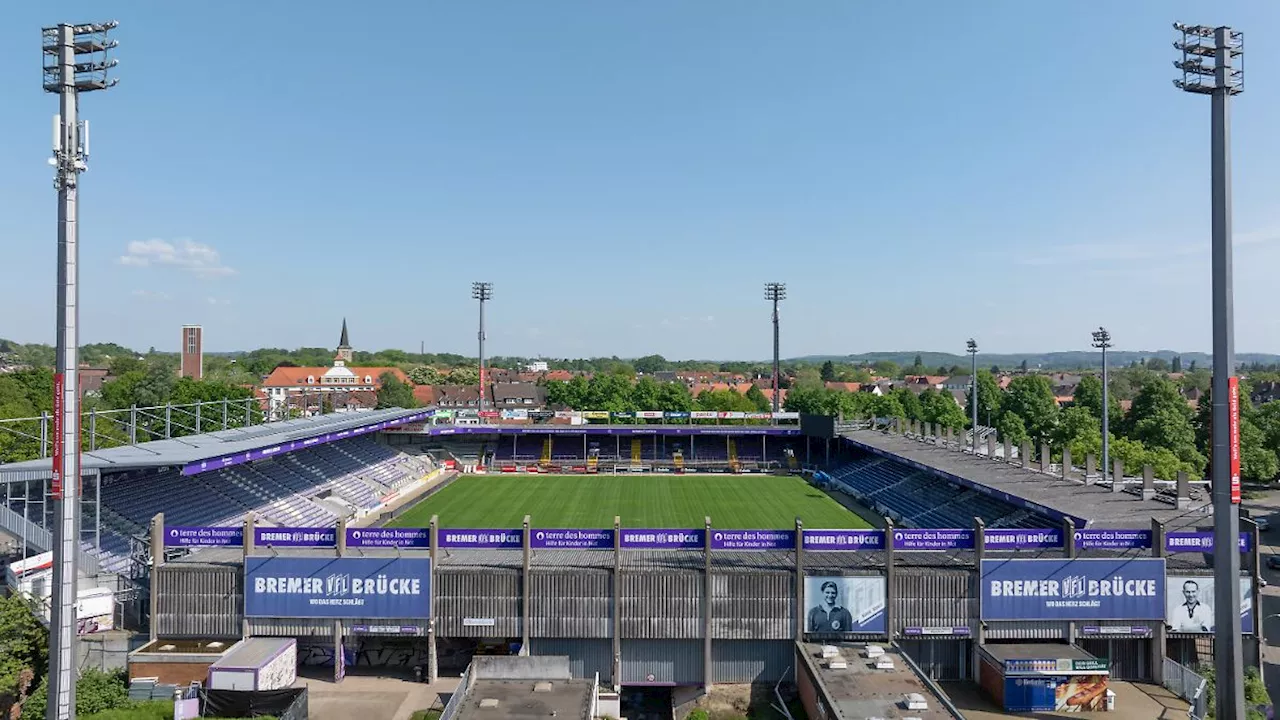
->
[825, 382, 862, 392]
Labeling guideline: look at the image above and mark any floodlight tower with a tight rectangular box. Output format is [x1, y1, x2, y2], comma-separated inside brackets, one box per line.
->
[42, 20, 118, 720]
[966, 339, 978, 452]
[764, 283, 786, 414]
[1174, 22, 1245, 720]
[1091, 327, 1112, 487]
[472, 282, 493, 411]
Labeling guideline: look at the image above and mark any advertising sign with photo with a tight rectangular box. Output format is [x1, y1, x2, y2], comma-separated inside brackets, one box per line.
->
[803, 576, 886, 634]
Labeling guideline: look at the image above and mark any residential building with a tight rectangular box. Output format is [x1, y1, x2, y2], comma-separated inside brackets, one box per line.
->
[492, 382, 547, 410]
[940, 376, 972, 391]
[525, 360, 549, 373]
[260, 320, 409, 413]
[1252, 381, 1280, 406]
[433, 385, 482, 409]
[180, 325, 203, 380]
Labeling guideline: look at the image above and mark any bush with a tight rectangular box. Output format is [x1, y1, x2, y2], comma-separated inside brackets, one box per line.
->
[688, 709, 710, 720]
[20, 668, 130, 720]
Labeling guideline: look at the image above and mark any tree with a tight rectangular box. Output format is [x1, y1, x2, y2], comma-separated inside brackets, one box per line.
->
[375, 372, 417, 409]
[990, 365, 1000, 375]
[892, 387, 923, 422]
[695, 389, 756, 413]
[656, 382, 694, 413]
[632, 354, 669, 375]
[20, 668, 131, 720]
[1019, 359, 1029, 373]
[871, 360, 900, 379]
[407, 365, 444, 386]
[996, 411, 1029, 447]
[1052, 406, 1102, 461]
[783, 385, 829, 415]
[1171, 355, 1183, 373]
[1189, 359, 1198, 372]
[445, 366, 479, 387]
[913, 354, 923, 368]
[630, 376, 662, 411]
[1071, 375, 1122, 423]
[0, 594, 47, 710]
[744, 384, 770, 412]
[1198, 662, 1271, 720]
[867, 392, 906, 420]
[1002, 375, 1059, 442]
[819, 361, 836, 382]
[1145, 357, 1170, 372]
[966, 370, 1002, 427]
[920, 388, 967, 429]
[1126, 376, 1203, 474]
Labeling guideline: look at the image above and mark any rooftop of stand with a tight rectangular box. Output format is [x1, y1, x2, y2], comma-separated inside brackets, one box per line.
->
[0, 407, 426, 477]
[841, 430, 1211, 529]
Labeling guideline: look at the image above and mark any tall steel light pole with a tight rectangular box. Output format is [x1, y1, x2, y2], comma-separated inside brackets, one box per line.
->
[1174, 22, 1245, 720]
[966, 339, 978, 453]
[1091, 327, 1111, 486]
[764, 283, 786, 414]
[42, 20, 118, 720]
[472, 282, 493, 412]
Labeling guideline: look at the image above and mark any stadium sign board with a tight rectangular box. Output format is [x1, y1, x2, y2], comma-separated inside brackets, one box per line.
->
[619, 529, 704, 549]
[439, 529, 522, 549]
[893, 529, 975, 551]
[530, 529, 613, 549]
[802, 529, 885, 551]
[1163, 531, 1252, 553]
[164, 526, 243, 547]
[254, 527, 336, 548]
[710, 529, 795, 550]
[347, 528, 431, 549]
[244, 556, 431, 619]
[980, 558, 1166, 621]
[1073, 529, 1151, 550]
[983, 528, 1063, 551]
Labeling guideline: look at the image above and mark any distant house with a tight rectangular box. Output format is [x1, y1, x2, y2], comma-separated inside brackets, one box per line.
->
[492, 382, 547, 410]
[434, 385, 482, 409]
[78, 366, 112, 397]
[904, 375, 947, 389]
[825, 381, 862, 393]
[1251, 381, 1280, 406]
[941, 376, 972, 391]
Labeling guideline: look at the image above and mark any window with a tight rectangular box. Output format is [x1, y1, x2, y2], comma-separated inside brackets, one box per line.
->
[307, 376, 315, 384]
[364, 375, 373, 384]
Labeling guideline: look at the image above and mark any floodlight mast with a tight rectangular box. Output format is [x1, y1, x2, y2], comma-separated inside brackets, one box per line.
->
[1091, 328, 1111, 487]
[472, 283, 493, 412]
[966, 339, 978, 452]
[764, 283, 786, 414]
[1174, 22, 1245, 720]
[42, 20, 118, 720]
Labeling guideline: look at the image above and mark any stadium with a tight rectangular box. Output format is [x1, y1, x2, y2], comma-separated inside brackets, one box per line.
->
[0, 402, 1254, 716]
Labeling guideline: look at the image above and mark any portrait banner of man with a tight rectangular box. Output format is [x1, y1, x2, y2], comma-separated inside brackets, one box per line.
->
[1164, 576, 1253, 634]
[804, 576, 886, 634]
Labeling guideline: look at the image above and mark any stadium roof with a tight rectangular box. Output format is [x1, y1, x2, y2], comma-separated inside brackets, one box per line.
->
[840, 430, 1210, 529]
[0, 407, 427, 479]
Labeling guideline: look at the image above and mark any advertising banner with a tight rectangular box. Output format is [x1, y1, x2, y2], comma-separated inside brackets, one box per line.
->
[710, 529, 795, 550]
[980, 558, 1166, 621]
[346, 528, 431, 549]
[611, 412, 634, 419]
[666, 412, 691, 419]
[165, 526, 244, 547]
[439, 529, 523, 549]
[1165, 576, 1253, 633]
[902, 626, 970, 636]
[1230, 376, 1242, 504]
[254, 527, 337, 547]
[1003, 676, 1109, 713]
[529, 529, 613, 549]
[1164, 531, 1252, 553]
[1074, 529, 1151, 550]
[802, 529, 886, 551]
[690, 411, 719, 420]
[619, 529, 704, 550]
[244, 556, 431, 619]
[51, 373, 64, 500]
[745, 412, 772, 420]
[634, 411, 664, 419]
[718, 411, 746, 419]
[772, 412, 800, 420]
[803, 576, 887, 634]
[983, 529, 1063, 551]
[580, 411, 609, 420]
[892, 529, 975, 551]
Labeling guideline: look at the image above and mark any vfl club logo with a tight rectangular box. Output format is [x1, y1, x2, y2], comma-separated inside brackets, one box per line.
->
[326, 574, 351, 597]
[1062, 575, 1087, 599]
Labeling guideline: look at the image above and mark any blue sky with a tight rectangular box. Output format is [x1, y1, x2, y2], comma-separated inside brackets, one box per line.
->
[3, 2, 1280, 360]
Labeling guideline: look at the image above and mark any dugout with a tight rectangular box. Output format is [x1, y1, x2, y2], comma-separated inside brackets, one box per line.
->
[978, 643, 1113, 713]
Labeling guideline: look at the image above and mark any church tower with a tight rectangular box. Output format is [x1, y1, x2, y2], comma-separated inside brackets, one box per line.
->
[336, 318, 354, 363]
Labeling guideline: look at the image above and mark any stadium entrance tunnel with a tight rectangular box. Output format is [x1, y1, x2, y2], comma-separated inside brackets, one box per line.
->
[439, 637, 522, 675]
[620, 686, 674, 720]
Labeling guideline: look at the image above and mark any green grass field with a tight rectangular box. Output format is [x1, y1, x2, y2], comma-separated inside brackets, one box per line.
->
[390, 474, 870, 529]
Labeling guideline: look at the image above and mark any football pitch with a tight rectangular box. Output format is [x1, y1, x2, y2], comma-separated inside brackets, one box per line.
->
[390, 474, 871, 529]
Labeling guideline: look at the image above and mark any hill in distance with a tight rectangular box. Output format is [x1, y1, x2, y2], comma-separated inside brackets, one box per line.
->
[789, 350, 1280, 371]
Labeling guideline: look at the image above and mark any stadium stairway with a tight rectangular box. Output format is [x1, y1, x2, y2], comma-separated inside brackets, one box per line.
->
[728, 438, 740, 473]
[631, 438, 642, 465]
[542, 437, 553, 465]
[673, 450, 684, 473]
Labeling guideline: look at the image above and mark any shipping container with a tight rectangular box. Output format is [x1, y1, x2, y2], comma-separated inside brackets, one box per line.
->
[208, 638, 298, 691]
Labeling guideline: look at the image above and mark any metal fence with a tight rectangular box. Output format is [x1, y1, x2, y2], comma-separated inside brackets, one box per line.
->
[1162, 657, 1208, 720]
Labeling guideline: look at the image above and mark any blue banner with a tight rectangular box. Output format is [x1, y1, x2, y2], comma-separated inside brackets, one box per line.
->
[164, 526, 243, 547]
[1164, 531, 1252, 553]
[983, 529, 1063, 551]
[1074, 529, 1152, 550]
[893, 529, 974, 551]
[980, 558, 1166, 621]
[255, 527, 336, 547]
[803, 529, 885, 551]
[245, 556, 431, 619]
[710, 529, 795, 550]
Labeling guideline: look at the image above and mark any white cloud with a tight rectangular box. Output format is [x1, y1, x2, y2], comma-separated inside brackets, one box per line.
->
[206, 296, 230, 306]
[130, 289, 170, 301]
[119, 238, 236, 277]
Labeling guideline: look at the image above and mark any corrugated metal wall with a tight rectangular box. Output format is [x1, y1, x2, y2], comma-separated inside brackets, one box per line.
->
[621, 572, 701, 639]
[529, 571, 611, 638]
[983, 621, 1069, 640]
[894, 570, 971, 633]
[154, 565, 242, 638]
[710, 640, 792, 684]
[1077, 638, 1151, 681]
[528, 638, 613, 683]
[620, 639, 703, 685]
[897, 639, 970, 681]
[434, 570, 521, 637]
[711, 573, 793, 640]
[249, 617, 333, 637]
